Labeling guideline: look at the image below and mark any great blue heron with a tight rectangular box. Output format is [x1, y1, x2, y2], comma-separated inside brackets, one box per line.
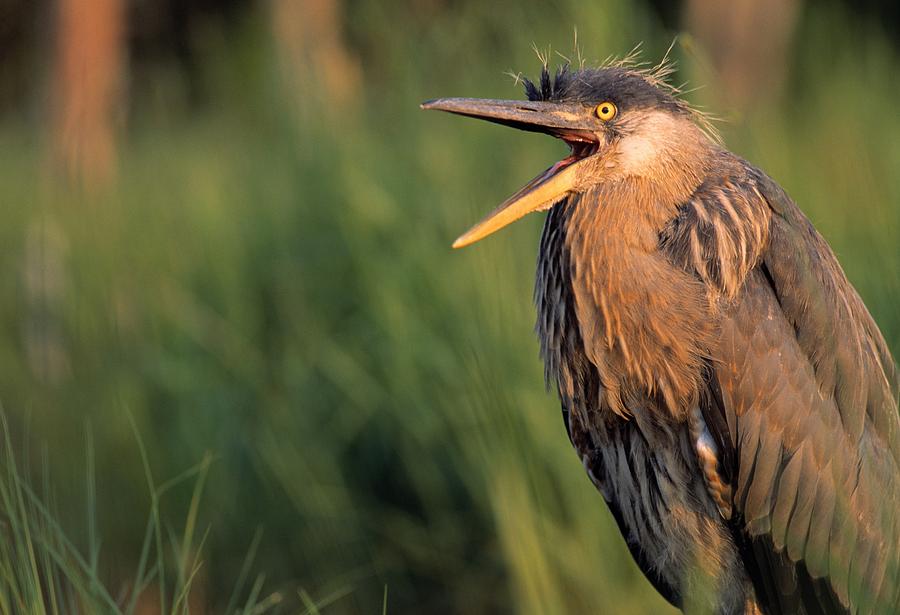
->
[422, 57, 899, 614]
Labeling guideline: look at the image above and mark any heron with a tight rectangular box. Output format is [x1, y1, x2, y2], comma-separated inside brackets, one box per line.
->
[421, 56, 899, 614]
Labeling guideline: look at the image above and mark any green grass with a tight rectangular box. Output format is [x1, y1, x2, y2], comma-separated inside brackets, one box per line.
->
[0, 412, 285, 614]
[0, 1, 897, 613]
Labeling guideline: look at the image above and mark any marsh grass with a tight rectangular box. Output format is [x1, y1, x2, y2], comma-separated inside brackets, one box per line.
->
[0, 412, 286, 614]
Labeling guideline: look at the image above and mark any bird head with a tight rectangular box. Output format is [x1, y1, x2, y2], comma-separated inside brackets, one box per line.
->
[422, 62, 718, 247]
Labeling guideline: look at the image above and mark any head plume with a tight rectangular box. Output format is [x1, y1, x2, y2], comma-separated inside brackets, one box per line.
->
[520, 43, 720, 142]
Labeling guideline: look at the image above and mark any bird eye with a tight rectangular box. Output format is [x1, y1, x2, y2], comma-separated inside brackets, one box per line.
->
[595, 101, 617, 121]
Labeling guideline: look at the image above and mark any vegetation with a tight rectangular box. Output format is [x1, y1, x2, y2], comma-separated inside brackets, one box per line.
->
[0, 1, 897, 613]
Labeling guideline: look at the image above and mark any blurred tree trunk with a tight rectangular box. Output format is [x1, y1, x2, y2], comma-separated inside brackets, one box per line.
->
[270, 0, 361, 116]
[30, 0, 126, 384]
[50, 0, 125, 189]
[685, 0, 800, 111]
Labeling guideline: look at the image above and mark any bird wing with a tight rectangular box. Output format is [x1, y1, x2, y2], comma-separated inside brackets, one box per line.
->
[700, 170, 900, 614]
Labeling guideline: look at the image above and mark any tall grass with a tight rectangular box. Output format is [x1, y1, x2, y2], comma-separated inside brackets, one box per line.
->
[0, 1, 897, 613]
[0, 412, 282, 614]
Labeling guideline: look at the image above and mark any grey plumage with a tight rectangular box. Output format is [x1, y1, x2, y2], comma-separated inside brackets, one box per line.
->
[423, 57, 900, 614]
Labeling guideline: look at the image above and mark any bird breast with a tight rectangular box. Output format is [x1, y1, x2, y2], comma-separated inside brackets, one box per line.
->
[546, 185, 716, 420]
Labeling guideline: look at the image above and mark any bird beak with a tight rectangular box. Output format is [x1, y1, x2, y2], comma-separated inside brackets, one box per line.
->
[421, 98, 598, 248]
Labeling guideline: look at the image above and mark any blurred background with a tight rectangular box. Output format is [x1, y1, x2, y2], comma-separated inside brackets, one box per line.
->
[0, 0, 898, 613]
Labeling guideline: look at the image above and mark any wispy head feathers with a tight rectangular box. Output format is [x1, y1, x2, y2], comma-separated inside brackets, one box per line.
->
[523, 64, 571, 102]
[521, 43, 720, 142]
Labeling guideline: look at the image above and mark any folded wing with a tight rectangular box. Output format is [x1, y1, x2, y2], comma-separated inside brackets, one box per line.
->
[705, 171, 900, 614]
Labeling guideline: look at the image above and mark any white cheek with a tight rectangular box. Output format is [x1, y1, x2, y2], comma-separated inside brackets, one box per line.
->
[618, 134, 660, 171]
[614, 112, 681, 174]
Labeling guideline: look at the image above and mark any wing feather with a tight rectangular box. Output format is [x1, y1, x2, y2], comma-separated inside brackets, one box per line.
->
[735, 173, 897, 614]
[664, 162, 899, 614]
[770, 447, 802, 551]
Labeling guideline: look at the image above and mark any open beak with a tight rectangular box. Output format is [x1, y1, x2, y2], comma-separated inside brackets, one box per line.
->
[420, 98, 599, 248]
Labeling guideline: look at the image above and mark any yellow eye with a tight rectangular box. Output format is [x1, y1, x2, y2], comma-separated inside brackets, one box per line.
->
[595, 101, 617, 121]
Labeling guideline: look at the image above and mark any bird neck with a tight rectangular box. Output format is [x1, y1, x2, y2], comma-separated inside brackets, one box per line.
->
[551, 181, 717, 418]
